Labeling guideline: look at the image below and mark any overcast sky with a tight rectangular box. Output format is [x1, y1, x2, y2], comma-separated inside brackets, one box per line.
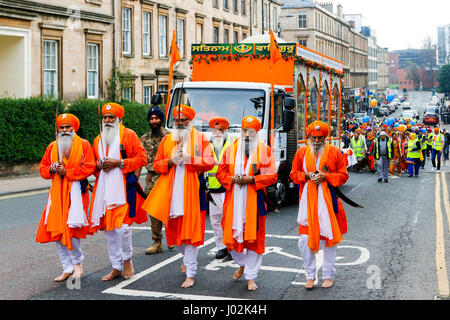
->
[332, 0, 450, 50]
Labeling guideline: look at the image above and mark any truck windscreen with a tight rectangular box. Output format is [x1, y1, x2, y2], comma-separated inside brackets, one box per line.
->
[167, 88, 265, 131]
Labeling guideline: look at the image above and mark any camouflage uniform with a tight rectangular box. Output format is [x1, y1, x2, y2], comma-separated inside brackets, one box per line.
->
[140, 127, 169, 241]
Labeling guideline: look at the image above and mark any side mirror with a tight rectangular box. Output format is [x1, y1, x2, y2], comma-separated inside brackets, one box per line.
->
[282, 97, 295, 132]
[151, 93, 163, 105]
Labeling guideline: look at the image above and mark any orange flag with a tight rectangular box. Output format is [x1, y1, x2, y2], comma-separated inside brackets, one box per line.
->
[270, 29, 282, 65]
[166, 30, 181, 114]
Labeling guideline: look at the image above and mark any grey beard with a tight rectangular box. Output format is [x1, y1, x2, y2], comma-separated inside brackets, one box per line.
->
[242, 136, 257, 158]
[172, 122, 192, 146]
[102, 119, 120, 146]
[212, 134, 226, 157]
[58, 132, 74, 157]
[311, 142, 325, 155]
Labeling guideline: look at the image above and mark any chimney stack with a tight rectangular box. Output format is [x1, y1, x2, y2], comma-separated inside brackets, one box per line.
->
[337, 3, 343, 18]
[317, 2, 333, 14]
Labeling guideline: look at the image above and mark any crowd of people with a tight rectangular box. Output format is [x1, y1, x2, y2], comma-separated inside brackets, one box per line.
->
[35, 102, 350, 292]
[341, 115, 449, 182]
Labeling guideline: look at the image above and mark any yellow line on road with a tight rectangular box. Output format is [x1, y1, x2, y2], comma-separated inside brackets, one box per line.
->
[435, 172, 449, 297]
[441, 172, 450, 231]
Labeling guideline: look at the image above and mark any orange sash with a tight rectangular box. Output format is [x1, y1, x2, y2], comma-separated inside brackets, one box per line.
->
[38, 135, 83, 250]
[222, 140, 263, 247]
[304, 143, 343, 252]
[141, 128, 204, 245]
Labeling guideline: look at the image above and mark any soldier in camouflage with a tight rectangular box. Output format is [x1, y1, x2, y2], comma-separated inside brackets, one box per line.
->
[135, 106, 171, 254]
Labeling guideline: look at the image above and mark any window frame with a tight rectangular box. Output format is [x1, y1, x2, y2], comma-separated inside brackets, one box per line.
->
[158, 13, 168, 58]
[142, 10, 152, 57]
[87, 42, 99, 99]
[42, 39, 59, 98]
[122, 6, 132, 55]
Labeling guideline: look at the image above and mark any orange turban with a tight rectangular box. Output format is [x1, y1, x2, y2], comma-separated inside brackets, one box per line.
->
[173, 104, 195, 120]
[102, 102, 125, 119]
[434, 127, 439, 133]
[56, 113, 80, 132]
[209, 117, 230, 130]
[307, 120, 330, 137]
[241, 116, 261, 132]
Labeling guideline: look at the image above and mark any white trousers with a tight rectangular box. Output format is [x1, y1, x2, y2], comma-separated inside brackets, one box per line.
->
[230, 249, 263, 281]
[176, 244, 198, 278]
[209, 192, 227, 250]
[298, 234, 337, 280]
[105, 224, 132, 272]
[56, 238, 83, 274]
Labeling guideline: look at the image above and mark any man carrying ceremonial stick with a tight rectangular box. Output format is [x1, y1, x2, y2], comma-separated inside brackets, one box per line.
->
[89, 103, 148, 281]
[216, 116, 278, 291]
[289, 120, 349, 290]
[141, 104, 215, 288]
[36, 113, 96, 282]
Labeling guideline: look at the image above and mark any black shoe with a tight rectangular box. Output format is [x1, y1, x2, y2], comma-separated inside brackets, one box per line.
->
[223, 253, 233, 262]
[408, 174, 413, 177]
[377, 178, 382, 182]
[215, 248, 228, 259]
[384, 179, 388, 183]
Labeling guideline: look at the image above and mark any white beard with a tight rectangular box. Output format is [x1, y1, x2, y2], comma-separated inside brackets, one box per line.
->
[172, 121, 193, 146]
[102, 118, 120, 147]
[310, 141, 325, 157]
[58, 131, 74, 157]
[212, 133, 227, 157]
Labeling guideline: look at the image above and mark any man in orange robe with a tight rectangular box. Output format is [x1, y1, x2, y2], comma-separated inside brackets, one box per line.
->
[142, 105, 215, 288]
[216, 116, 277, 291]
[89, 103, 147, 281]
[36, 113, 96, 282]
[289, 120, 349, 290]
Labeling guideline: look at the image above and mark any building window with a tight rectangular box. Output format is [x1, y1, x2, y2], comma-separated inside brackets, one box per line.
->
[143, 85, 152, 105]
[196, 22, 203, 43]
[213, 26, 219, 44]
[212, 0, 219, 7]
[253, 0, 257, 26]
[272, 7, 277, 30]
[142, 11, 151, 56]
[298, 13, 307, 29]
[87, 43, 99, 98]
[241, 0, 246, 15]
[234, 31, 238, 43]
[159, 14, 167, 57]
[122, 7, 132, 54]
[263, 3, 268, 29]
[224, 0, 228, 10]
[224, 28, 229, 43]
[123, 86, 132, 102]
[298, 39, 307, 47]
[43, 39, 58, 97]
[177, 18, 185, 58]
[233, 0, 238, 13]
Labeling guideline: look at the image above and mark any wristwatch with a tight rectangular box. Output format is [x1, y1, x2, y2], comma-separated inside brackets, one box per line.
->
[120, 159, 124, 169]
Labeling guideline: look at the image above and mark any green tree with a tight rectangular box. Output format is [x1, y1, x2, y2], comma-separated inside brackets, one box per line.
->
[437, 64, 450, 94]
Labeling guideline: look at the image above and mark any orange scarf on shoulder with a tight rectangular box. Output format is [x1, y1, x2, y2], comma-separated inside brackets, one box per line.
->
[304, 143, 342, 252]
[45, 134, 83, 250]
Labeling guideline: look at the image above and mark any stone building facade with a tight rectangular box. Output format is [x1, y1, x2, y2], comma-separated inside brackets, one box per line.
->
[0, 0, 283, 103]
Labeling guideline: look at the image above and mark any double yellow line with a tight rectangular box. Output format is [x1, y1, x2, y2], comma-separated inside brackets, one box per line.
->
[435, 171, 450, 298]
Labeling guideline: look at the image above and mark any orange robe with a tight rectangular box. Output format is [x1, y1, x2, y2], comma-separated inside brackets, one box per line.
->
[36, 135, 96, 250]
[289, 143, 348, 252]
[216, 139, 278, 254]
[89, 125, 148, 232]
[141, 128, 214, 247]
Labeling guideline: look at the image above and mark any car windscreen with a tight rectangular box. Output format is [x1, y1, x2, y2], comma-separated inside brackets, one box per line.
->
[167, 87, 265, 131]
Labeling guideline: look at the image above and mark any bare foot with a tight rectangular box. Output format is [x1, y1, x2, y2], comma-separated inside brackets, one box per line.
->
[321, 278, 334, 288]
[181, 277, 195, 288]
[305, 278, 316, 290]
[232, 266, 245, 280]
[54, 272, 73, 282]
[101, 269, 122, 281]
[181, 262, 186, 273]
[73, 264, 83, 279]
[123, 259, 134, 279]
[247, 280, 258, 291]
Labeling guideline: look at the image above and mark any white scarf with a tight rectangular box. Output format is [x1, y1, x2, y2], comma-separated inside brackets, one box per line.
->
[297, 149, 333, 240]
[90, 127, 126, 227]
[67, 181, 89, 228]
[169, 140, 187, 219]
[232, 138, 256, 243]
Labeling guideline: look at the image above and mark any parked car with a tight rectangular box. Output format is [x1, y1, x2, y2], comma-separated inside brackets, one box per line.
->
[402, 102, 411, 110]
[423, 113, 439, 125]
